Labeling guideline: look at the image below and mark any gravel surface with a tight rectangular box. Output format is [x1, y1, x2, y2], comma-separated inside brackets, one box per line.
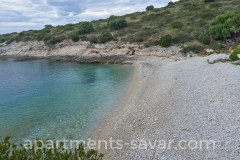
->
[94, 54, 240, 160]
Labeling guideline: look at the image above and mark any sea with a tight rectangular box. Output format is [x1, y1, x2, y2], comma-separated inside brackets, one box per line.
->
[0, 59, 134, 143]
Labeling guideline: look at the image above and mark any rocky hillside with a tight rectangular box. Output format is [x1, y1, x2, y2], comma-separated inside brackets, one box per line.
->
[0, 0, 240, 54]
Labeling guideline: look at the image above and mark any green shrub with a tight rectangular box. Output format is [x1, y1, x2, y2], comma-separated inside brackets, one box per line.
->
[197, 34, 210, 45]
[182, 45, 204, 54]
[210, 42, 226, 50]
[229, 48, 240, 61]
[0, 136, 104, 160]
[204, 0, 215, 3]
[159, 34, 172, 47]
[89, 36, 98, 43]
[0, 38, 7, 43]
[64, 24, 74, 31]
[146, 5, 154, 11]
[168, 2, 174, 6]
[107, 15, 117, 26]
[136, 37, 143, 42]
[78, 22, 94, 34]
[169, 21, 183, 29]
[210, 12, 240, 40]
[98, 31, 114, 43]
[43, 36, 63, 45]
[71, 34, 79, 42]
[109, 18, 128, 30]
[173, 33, 189, 44]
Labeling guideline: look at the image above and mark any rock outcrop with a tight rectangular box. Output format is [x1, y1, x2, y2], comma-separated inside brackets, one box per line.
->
[0, 40, 183, 63]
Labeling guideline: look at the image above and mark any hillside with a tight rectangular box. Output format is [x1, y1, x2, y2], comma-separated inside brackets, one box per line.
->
[0, 0, 240, 53]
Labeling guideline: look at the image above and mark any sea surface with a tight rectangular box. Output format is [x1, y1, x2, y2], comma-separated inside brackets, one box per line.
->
[0, 59, 134, 143]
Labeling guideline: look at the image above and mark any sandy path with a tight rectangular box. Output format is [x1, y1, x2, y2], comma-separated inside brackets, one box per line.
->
[94, 54, 240, 160]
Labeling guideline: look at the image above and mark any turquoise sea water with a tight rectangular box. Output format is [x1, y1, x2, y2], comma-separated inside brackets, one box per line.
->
[0, 60, 134, 143]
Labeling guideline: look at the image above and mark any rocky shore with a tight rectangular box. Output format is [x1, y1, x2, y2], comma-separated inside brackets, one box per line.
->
[0, 40, 182, 63]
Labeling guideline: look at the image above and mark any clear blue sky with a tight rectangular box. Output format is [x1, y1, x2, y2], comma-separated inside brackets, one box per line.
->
[0, 0, 178, 34]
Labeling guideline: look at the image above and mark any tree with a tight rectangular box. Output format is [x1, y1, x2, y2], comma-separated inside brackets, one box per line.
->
[146, 5, 154, 11]
[159, 34, 172, 47]
[78, 22, 94, 34]
[210, 12, 240, 40]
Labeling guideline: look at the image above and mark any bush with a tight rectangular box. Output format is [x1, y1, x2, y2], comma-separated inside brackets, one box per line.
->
[169, 21, 183, 29]
[136, 37, 143, 42]
[78, 22, 94, 34]
[182, 45, 204, 54]
[98, 31, 114, 43]
[89, 36, 98, 43]
[109, 18, 128, 30]
[0, 38, 7, 43]
[43, 36, 63, 45]
[210, 42, 226, 50]
[146, 5, 154, 11]
[210, 12, 240, 40]
[71, 34, 79, 42]
[0, 136, 104, 160]
[159, 34, 172, 47]
[107, 15, 117, 26]
[173, 33, 189, 44]
[229, 48, 240, 61]
[197, 34, 210, 45]
[204, 0, 215, 3]
[168, 2, 174, 6]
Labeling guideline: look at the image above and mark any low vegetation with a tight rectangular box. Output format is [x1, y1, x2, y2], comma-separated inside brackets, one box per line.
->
[0, 0, 240, 54]
[210, 12, 240, 40]
[229, 47, 240, 61]
[0, 136, 103, 160]
[159, 34, 172, 47]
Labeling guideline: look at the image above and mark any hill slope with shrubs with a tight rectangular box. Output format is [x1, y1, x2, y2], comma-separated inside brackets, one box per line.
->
[1, 0, 240, 53]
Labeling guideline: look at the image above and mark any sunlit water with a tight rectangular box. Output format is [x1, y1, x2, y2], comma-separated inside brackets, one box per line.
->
[0, 60, 134, 143]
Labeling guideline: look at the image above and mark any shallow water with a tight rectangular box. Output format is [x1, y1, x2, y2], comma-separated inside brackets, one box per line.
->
[0, 60, 134, 143]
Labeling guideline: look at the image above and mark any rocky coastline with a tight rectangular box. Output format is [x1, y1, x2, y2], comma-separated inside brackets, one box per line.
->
[0, 40, 183, 63]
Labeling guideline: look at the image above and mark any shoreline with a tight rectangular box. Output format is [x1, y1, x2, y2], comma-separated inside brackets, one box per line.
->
[0, 54, 139, 64]
[91, 54, 240, 159]
[92, 61, 143, 137]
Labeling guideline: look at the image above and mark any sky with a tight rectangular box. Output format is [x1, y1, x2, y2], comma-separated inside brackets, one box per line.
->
[0, 0, 178, 34]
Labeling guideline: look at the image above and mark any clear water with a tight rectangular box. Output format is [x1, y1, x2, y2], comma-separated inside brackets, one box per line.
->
[0, 60, 134, 143]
